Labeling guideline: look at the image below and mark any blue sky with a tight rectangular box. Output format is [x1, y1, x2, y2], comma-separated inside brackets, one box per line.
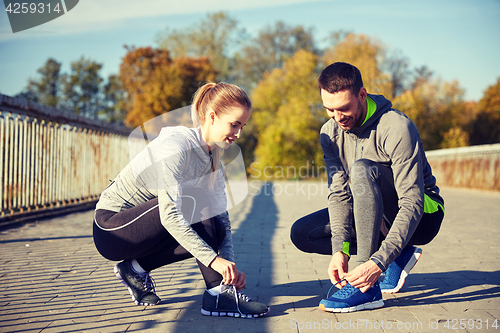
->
[0, 0, 499, 101]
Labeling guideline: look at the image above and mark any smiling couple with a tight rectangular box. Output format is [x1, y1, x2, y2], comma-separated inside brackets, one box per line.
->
[92, 62, 444, 318]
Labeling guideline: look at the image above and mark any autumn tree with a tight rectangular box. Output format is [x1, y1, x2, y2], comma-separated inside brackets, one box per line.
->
[250, 50, 325, 178]
[234, 21, 318, 91]
[323, 33, 393, 98]
[155, 12, 244, 83]
[119, 46, 216, 129]
[393, 76, 470, 150]
[470, 78, 500, 145]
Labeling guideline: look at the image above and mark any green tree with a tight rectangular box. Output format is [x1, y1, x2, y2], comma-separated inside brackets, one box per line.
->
[61, 57, 104, 118]
[16, 58, 61, 107]
[15, 57, 129, 123]
[250, 50, 325, 178]
[156, 12, 244, 82]
[101, 74, 127, 123]
[470, 78, 500, 145]
[119, 46, 216, 129]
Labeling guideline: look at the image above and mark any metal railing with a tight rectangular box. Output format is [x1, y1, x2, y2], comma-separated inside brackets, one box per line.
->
[0, 94, 141, 225]
[426, 144, 500, 191]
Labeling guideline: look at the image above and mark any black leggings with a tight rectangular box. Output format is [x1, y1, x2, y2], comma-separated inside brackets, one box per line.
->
[291, 159, 444, 265]
[93, 191, 225, 289]
[290, 207, 444, 253]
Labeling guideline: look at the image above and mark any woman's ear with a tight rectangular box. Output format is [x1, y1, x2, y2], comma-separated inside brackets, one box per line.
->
[208, 110, 216, 124]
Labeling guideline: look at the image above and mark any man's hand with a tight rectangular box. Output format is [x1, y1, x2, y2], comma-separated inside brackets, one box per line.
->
[328, 251, 348, 288]
[344, 260, 382, 293]
[209, 256, 247, 290]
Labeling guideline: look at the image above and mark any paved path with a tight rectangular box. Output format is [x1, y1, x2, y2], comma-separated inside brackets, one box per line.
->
[1, 182, 499, 332]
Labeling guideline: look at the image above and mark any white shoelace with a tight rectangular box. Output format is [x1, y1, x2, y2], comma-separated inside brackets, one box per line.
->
[135, 273, 156, 293]
[216, 284, 251, 315]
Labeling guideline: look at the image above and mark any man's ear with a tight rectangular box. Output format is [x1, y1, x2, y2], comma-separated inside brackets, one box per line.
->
[359, 87, 367, 102]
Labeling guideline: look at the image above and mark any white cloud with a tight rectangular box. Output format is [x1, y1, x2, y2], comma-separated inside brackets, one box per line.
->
[0, 0, 327, 39]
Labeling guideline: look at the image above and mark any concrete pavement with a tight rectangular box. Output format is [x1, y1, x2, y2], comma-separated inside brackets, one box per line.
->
[1, 181, 499, 332]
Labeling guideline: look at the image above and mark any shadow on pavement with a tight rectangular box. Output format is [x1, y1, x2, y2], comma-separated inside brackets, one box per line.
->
[266, 270, 500, 313]
[386, 270, 500, 307]
[169, 182, 278, 332]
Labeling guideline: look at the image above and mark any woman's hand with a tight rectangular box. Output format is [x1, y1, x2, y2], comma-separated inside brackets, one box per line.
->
[234, 270, 246, 291]
[209, 256, 246, 289]
[328, 251, 349, 288]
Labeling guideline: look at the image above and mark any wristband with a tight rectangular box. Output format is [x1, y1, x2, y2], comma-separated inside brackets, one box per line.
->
[370, 258, 386, 272]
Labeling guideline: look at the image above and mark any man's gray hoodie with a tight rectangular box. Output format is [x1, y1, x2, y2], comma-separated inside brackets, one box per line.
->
[320, 93, 444, 270]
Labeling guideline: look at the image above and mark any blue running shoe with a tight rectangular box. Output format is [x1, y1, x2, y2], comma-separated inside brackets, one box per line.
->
[380, 246, 422, 294]
[319, 281, 384, 313]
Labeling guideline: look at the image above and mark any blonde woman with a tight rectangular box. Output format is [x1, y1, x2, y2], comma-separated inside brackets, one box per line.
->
[93, 83, 269, 318]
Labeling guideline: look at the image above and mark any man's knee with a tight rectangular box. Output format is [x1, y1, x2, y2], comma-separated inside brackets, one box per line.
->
[290, 218, 308, 250]
[350, 159, 381, 198]
[351, 159, 379, 183]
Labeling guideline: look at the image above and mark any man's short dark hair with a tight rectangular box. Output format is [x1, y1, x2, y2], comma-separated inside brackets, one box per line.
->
[318, 62, 363, 95]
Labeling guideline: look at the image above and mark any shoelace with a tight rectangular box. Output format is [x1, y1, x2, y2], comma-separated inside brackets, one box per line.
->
[135, 273, 156, 293]
[216, 284, 251, 315]
[326, 279, 351, 298]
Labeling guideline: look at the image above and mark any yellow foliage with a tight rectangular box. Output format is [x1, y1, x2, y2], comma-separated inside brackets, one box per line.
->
[441, 127, 470, 148]
[393, 78, 468, 150]
[470, 77, 500, 144]
[250, 50, 325, 178]
[323, 33, 393, 98]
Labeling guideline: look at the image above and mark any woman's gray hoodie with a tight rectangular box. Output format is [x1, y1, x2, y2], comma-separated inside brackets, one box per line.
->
[95, 126, 233, 268]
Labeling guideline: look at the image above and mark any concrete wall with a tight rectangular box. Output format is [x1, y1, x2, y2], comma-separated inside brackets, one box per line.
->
[426, 144, 500, 191]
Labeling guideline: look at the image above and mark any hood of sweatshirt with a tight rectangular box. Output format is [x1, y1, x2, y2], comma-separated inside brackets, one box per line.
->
[348, 94, 393, 137]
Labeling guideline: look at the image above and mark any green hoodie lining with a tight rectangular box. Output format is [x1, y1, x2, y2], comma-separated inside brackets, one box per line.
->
[361, 96, 377, 126]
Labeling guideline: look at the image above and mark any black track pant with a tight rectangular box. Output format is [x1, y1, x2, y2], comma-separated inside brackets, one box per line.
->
[93, 190, 225, 289]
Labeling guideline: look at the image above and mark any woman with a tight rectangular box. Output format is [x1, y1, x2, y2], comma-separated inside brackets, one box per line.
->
[93, 82, 270, 318]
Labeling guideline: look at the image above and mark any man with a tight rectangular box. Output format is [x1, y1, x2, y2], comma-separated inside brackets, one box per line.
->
[290, 62, 444, 312]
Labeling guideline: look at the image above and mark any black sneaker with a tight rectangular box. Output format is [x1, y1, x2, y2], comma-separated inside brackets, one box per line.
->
[114, 260, 160, 306]
[201, 284, 270, 318]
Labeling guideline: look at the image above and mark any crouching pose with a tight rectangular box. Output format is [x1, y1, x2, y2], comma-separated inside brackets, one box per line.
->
[93, 82, 269, 318]
[291, 62, 444, 313]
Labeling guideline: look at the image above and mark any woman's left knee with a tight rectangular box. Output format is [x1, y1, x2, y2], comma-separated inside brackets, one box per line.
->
[213, 216, 226, 247]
